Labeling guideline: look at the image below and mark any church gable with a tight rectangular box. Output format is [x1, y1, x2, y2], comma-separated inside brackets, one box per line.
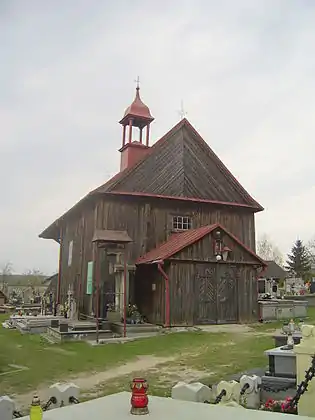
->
[182, 124, 257, 205]
[105, 119, 262, 210]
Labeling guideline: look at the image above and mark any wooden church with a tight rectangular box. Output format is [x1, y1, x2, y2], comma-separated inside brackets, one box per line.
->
[39, 84, 266, 326]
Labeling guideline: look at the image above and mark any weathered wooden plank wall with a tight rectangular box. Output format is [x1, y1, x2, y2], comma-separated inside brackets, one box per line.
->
[59, 202, 95, 314]
[144, 261, 258, 326]
[95, 195, 256, 262]
[58, 194, 257, 319]
[237, 265, 258, 322]
[168, 262, 195, 325]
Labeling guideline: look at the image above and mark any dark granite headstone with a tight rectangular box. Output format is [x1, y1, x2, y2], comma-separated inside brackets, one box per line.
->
[59, 323, 68, 333]
[274, 332, 302, 348]
[51, 319, 59, 328]
[101, 320, 111, 331]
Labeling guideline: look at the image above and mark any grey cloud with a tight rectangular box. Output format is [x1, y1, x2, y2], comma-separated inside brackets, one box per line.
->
[1, 0, 315, 272]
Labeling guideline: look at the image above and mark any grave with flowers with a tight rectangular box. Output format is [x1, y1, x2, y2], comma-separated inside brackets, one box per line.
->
[110, 303, 161, 336]
[170, 323, 315, 417]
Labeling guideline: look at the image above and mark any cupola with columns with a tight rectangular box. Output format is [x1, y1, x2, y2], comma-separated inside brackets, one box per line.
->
[119, 78, 154, 171]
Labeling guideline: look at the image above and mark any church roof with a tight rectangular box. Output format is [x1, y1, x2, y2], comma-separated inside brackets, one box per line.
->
[93, 118, 263, 208]
[39, 118, 263, 240]
[92, 229, 133, 244]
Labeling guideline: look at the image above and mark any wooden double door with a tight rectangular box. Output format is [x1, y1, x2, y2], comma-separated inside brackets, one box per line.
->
[195, 263, 239, 324]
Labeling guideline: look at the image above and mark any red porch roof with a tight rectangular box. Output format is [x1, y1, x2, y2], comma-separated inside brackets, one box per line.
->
[136, 223, 266, 266]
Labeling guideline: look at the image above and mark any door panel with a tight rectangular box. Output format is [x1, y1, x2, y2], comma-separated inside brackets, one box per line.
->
[216, 265, 238, 323]
[195, 265, 217, 324]
[195, 263, 239, 324]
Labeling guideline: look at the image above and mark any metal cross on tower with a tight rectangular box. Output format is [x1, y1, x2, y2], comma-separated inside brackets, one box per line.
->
[134, 76, 140, 89]
[178, 100, 187, 120]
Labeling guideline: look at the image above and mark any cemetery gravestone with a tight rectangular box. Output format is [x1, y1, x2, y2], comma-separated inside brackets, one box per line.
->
[59, 323, 68, 333]
[264, 347, 296, 378]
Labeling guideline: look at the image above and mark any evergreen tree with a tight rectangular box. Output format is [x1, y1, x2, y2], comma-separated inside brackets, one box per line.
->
[286, 239, 311, 280]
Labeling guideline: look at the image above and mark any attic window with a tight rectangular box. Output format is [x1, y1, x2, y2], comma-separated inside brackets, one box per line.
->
[172, 216, 192, 231]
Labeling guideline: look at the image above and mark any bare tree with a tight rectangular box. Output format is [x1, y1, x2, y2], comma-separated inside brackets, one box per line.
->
[23, 268, 45, 287]
[0, 261, 13, 290]
[257, 234, 284, 266]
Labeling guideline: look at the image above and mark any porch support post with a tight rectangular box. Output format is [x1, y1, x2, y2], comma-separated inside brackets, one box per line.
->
[157, 262, 170, 328]
[57, 226, 63, 305]
[123, 247, 127, 338]
[256, 264, 267, 322]
[94, 244, 101, 343]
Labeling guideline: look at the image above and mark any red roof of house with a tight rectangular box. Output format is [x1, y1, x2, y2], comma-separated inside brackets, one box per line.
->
[136, 223, 266, 266]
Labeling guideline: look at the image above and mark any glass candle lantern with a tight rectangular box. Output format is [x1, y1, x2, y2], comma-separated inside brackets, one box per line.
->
[130, 378, 149, 415]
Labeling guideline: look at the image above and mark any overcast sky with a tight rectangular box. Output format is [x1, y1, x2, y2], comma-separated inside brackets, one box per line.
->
[1, 0, 315, 274]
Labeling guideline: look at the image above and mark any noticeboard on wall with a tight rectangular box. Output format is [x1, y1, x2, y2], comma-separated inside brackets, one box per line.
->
[86, 261, 93, 295]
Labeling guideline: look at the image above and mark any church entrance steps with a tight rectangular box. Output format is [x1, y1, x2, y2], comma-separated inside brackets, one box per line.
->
[44, 326, 113, 343]
[111, 322, 162, 335]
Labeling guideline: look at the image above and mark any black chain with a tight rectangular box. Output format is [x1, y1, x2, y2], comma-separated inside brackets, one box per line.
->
[42, 396, 57, 411]
[207, 355, 315, 409]
[213, 389, 226, 404]
[286, 354, 315, 409]
[240, 383, 250, 396]
[259, 383, 294, 393]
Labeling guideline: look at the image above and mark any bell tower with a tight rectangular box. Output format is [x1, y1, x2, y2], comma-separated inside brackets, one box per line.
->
[119, 78, 154, 171]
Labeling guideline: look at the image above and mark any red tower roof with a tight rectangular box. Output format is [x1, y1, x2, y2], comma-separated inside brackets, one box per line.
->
[120, 87, 154, 125]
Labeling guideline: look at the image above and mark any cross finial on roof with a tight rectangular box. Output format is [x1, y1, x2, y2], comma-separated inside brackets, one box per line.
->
[134, 76, 140, 90]
[178, 100, 187, 120]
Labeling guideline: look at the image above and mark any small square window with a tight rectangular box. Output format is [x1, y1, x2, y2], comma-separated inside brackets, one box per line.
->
[172, 216, 192, 231]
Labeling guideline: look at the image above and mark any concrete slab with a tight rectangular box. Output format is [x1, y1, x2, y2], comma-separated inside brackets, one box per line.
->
[18, 391, 312, 419]
[197, 324, 253, 333]
[88, 332, 159, 345]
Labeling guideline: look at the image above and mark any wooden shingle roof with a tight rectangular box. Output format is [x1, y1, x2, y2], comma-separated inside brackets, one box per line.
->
[39, 119, 263, 240]
[94, 119, 263, 208]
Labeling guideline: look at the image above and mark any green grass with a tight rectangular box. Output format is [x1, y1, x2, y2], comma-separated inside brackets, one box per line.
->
[0, 315, 227, 395]
[79, 334, 274, 399]
[1, 308, 315, 401]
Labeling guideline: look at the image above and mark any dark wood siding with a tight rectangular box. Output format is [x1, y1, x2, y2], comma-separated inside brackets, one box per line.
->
[236, 265, 258, 323]
[95, 195, 256, 263]
[157, 261, 257, 326]
[58, 194, 257, 322]
[168, 262, 195, 325]
[59, 202, 95, 314]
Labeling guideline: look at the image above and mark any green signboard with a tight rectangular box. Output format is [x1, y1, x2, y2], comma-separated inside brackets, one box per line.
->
[86, 261, 93, 295]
